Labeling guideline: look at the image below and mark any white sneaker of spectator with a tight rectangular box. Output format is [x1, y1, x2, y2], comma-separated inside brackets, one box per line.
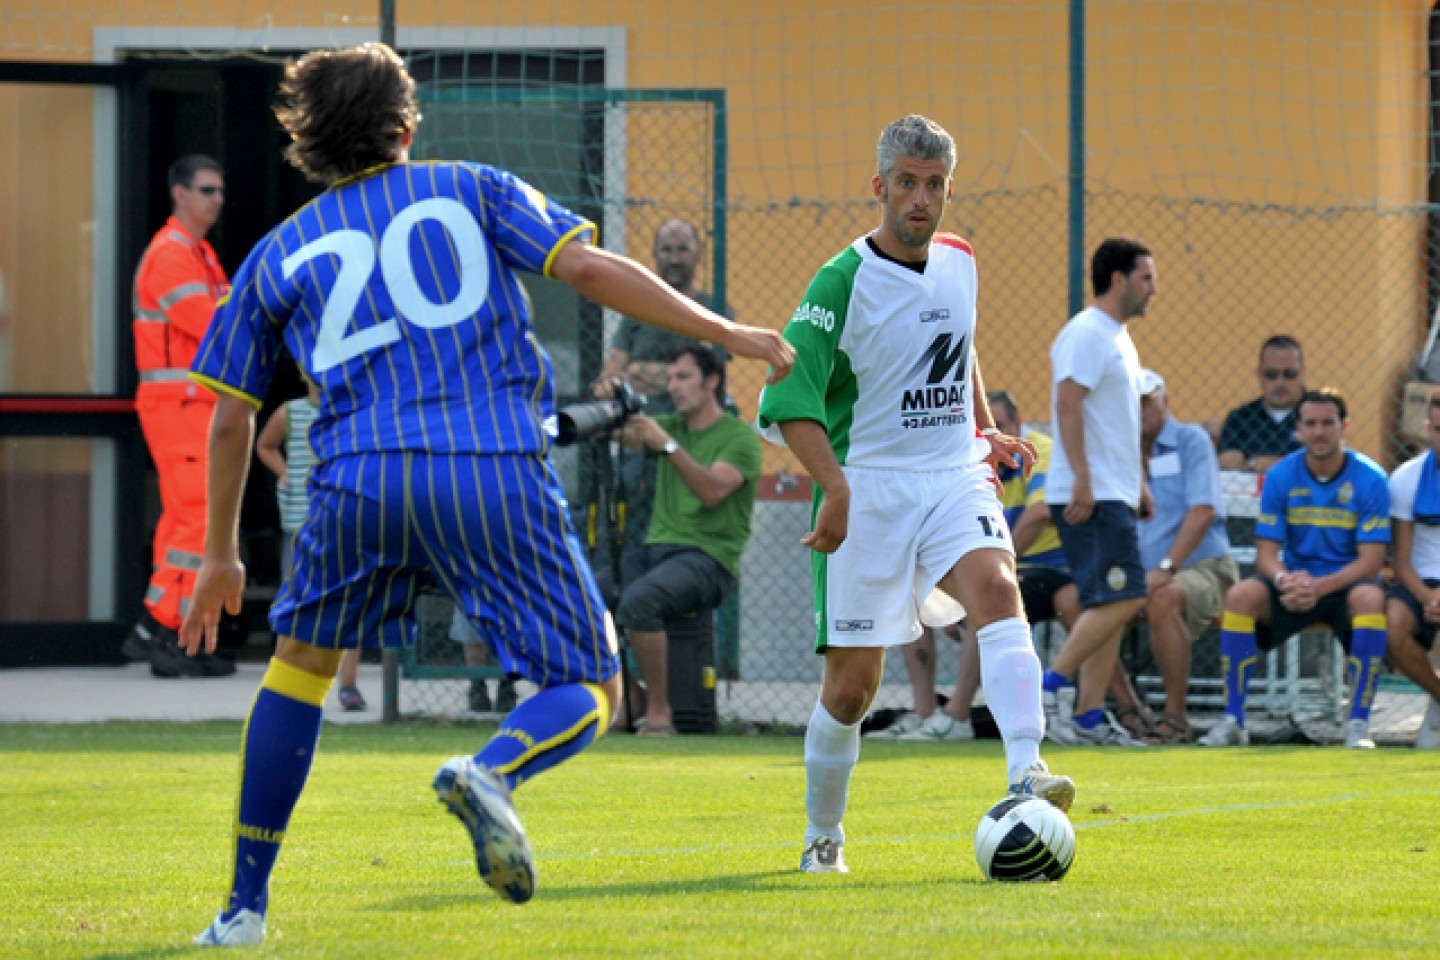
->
[1416, 698, 1440, 750]
[1069, 713, 1149, 747]
[1344, 718, 1375, 750]
[864, 710, 925, 740]
[1198, 715, 1250, 747]
[896, 713, 975, 742]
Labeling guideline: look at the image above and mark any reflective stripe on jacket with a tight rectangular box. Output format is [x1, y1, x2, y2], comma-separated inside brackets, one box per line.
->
[133, 215, 228, 372]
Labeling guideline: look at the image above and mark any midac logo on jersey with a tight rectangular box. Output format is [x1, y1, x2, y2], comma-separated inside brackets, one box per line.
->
[791, 302, 836, 331]
[920, 308, 950, 324]
[834, 619, 874, 632]
[899, 332, 969, 427]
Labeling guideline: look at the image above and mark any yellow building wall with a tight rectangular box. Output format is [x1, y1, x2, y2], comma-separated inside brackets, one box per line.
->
[0, 0, 1433, 466]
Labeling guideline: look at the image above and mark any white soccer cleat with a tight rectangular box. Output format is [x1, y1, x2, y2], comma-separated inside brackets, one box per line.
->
[433, 757, 535, 904]
[194, 908, 266, 947]
[863, 710, 925, 740]
[1009, 760, 1076, 814]
[1344, 718, 1376, 750]
[896, 713, 975, 742]
[1198, 715, 1250, 747]
[1416, 698, 1440, 750]
[800, 836, 849, 874]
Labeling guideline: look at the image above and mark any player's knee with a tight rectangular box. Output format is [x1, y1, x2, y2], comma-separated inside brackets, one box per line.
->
[1224, 579, 1267, 618]
[1347, 584, 1385, 616]
[1385, 599, 1416, 640]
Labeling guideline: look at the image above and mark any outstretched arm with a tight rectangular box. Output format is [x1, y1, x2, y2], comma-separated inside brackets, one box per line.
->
[550, 241, 794, 384]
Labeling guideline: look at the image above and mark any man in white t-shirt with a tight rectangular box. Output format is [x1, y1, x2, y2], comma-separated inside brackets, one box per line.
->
[1385, 389, 1440, 749]
[758, 114, 1074, 876]
[1040, 237, 1156, 746]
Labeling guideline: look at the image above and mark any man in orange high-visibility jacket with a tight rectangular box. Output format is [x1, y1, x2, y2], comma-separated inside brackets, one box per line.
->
[123, 154, 236, 677]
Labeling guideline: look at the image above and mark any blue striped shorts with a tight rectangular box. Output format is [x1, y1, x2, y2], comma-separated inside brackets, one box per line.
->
[270, 451, 617, 688]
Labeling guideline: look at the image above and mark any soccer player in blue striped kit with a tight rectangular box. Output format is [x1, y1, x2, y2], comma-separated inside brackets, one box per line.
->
[180, 43, 793, 947]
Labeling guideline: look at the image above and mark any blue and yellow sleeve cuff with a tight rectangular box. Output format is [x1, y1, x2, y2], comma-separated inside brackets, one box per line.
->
[543, 220, 597, 278]
[189, 372, 263, 410]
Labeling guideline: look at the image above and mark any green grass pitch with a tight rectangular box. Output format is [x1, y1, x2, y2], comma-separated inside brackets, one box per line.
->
[3, 722, 1438, 958]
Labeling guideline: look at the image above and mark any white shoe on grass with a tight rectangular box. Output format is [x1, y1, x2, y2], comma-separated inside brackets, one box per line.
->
[1008, 760, 1076, 814]
[194, 908, 265, 947]
[1416, 699, 1440, 750]
[800, 836, 849, 874]
[1344, 719, 1375, 750]
[897, 713, 975, 742]
[863, 710, 925, 740]
[1199, 715, 1250, 746]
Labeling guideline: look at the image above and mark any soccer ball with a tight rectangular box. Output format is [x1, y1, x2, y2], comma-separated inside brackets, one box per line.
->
[974, 795, 1076, 882]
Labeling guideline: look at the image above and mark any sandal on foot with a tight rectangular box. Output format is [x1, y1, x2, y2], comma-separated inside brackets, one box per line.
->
[1113, 704, 1154, 739]
[1147, 713, 1194, 744]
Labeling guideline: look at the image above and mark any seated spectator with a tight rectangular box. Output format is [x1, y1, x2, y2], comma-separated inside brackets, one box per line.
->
[1384, 389, 1440, 749]
[595, 344, 761, 735]
[1201, 388, 1389, 749]
[1217, 335, 1306, 473]
[872, 391, 1081, 742]
[1121, 370, 1238, 743]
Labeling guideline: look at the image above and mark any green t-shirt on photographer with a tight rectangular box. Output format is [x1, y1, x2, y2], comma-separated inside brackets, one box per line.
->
[647, 411, 762, 577]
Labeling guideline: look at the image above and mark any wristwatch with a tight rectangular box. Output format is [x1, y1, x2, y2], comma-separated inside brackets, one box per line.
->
[661, 438, 679, 456]
[1158, 558, 1175, 574]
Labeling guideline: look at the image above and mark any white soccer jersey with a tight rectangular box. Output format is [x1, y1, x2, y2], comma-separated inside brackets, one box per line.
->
[758, 234, 986, 469]
[1390, 453, 1440, 578]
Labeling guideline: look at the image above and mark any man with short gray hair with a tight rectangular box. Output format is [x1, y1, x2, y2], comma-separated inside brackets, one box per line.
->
[759, 114, 1073, 876]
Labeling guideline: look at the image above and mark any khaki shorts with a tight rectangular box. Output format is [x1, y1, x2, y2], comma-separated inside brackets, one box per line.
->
[1173, 554, 1241, 639]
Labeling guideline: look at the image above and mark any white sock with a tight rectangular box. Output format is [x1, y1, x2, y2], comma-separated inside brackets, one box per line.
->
[977, 618, 1044, 782]
[804, 700, 860, 844]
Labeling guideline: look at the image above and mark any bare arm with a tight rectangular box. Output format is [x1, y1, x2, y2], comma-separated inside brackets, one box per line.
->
[620, 415, 744, 508]
[255, 407, 289, 482]
[778, 419, 850, 554]
[1255, 538, 1286, 583]
[550, 242, 794, 383]
[179, 394, 255, 654]
[1392, 520, 1432, 600]
[1054, 378, 1092, 522]
[1312, 542, 1386, 598]
[1009, 501, 1050, 556]
[1162, 505, 1215, 569]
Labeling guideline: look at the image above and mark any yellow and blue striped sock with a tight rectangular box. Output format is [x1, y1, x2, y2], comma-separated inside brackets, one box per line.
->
[1347, 614, 1387, 723]
[226, 658, 332, 918]
[1220, 611, 1258, 726]
[475, 683, 609, 791]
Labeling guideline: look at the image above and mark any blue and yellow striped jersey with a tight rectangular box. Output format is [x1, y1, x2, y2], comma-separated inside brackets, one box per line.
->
[191, 161, 593, 458]
[1256, 448, 1390, 576]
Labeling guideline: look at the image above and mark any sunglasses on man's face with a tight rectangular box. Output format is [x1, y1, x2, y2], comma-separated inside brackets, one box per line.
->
[192, 184, 224, 197]
[1262, 368, 1300, 381]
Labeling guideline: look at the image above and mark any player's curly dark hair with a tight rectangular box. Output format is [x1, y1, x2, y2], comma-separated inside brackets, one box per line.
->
[274, 43, 420, 184]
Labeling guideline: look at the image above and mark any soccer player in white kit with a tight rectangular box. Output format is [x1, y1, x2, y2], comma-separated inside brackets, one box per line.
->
[758, 115, 1075, 874]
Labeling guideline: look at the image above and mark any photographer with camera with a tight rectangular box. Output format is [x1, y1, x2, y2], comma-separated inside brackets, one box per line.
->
[590, 219, 731, 579]
[592, 343, 762, 735]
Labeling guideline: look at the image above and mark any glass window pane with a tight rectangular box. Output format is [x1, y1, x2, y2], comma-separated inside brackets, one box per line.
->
[0, 437, 114, 621]
[0, 83, 107, 393]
